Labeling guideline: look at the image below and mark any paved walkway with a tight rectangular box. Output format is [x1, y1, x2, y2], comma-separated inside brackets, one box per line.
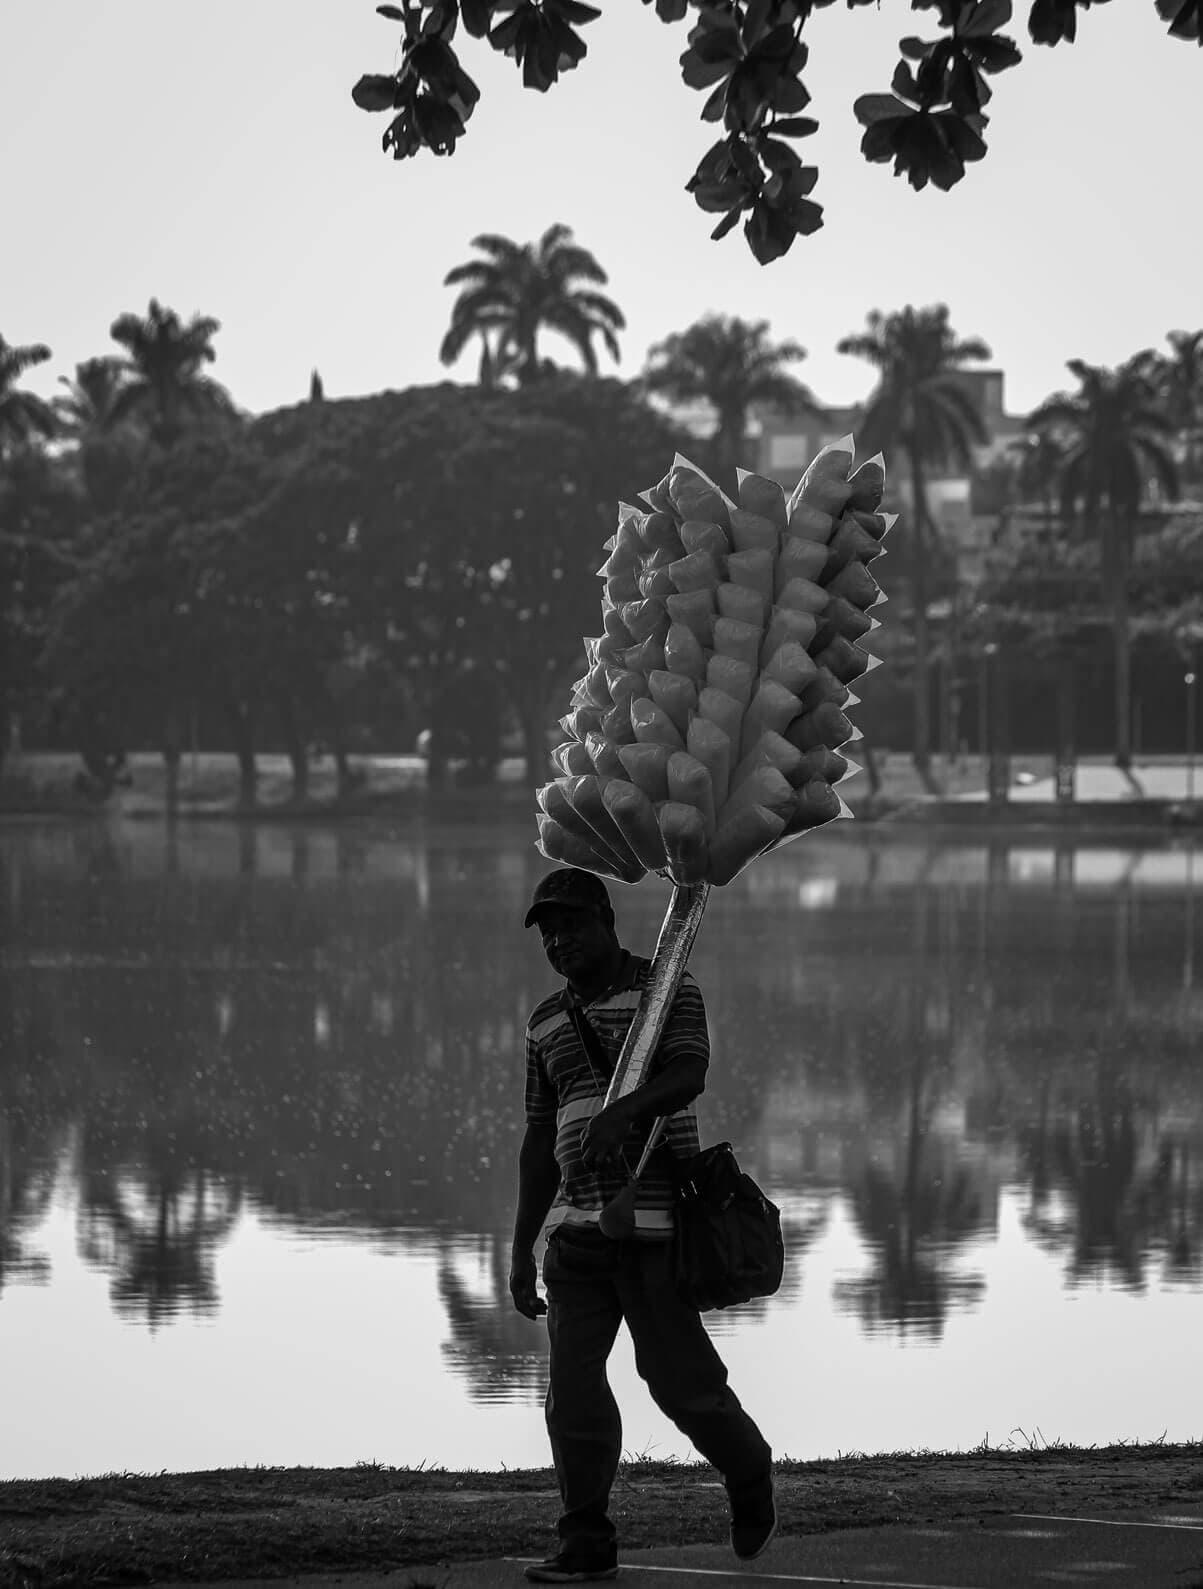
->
[953, 761, 1203, 804]
[179, 1504, 1203, 1589]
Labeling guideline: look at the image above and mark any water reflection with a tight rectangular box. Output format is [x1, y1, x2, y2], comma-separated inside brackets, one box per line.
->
[2, 823, 1203, 1405]
[437, 1232, 548, 1402]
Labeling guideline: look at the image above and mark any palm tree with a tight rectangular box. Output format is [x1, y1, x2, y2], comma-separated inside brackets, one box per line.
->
[1157, 329, 1203, 486]
[107, 298, 234, 448]
[837, 305, 991, 793]
[54, 355, 143, 511]
[0, 334, 57, 456]
[439, 224, 625, 387]
[54, 356, 127, 438]
[104, 301, 236, 806]
[640, 314, 821, 486]
[1027, 355, 1179, 776]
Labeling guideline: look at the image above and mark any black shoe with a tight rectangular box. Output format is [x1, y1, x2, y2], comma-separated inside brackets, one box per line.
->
[728, 1469, 777, 1561]
[523, 1550, 619, 1583]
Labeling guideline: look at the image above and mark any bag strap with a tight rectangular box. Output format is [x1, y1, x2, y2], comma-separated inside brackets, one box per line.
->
[564, 997, 680, 1180]
[564, 998, 615, 1090]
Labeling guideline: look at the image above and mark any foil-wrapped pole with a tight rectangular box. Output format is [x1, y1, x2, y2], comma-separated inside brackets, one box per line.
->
[595, 880, 709, 1239]
[602, 880, 710, 1109]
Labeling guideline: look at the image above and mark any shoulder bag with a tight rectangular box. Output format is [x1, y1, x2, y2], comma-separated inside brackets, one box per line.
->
[565, 997, 785, 1312]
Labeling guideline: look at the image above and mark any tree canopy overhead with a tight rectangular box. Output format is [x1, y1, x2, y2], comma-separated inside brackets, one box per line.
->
[352, 1, 1200, 266]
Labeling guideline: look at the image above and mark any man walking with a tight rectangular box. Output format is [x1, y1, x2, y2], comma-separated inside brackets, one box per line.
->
[510, 867, 776, 1582]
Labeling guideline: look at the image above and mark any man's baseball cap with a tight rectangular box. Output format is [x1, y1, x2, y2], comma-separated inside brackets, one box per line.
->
[524, 868, 612, 929]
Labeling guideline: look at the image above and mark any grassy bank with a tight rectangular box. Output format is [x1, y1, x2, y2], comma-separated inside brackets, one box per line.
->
[0, 748, 1052, 822]
[2, 1442, 1201, 1587]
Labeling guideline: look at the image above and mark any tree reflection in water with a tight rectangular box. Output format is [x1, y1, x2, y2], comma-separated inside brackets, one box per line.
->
[76, 1165, 241, 1326]
[827, 889, 990, 1336]
[2, 824, 1203, 1395]
[0, 956, 75, 1295]
[437, 1230, 548, 1401]
[0, 1112, 56, 1293]
[1016, 1033, 1203, 1291]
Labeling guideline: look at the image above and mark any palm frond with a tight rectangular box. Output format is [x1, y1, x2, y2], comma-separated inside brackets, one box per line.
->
[857, 388, 905, 457]
[563, 288, 626, 331]
[439, 301, 514, 366]
[0, 389, 59, 446]
[446, 284, 519, 322]
[1026, 396, 1082, 431]
[752, 336, 806, 368]
[544, 245, 609, 290]
[466, 233, 528, 267]
[595, 321, 622, 365]
[439, 316, 482, 367]
[639, 361, 700, 404]
[0, 336, 53, 389]
[536, 222, 576, 259]
[748, 371, 820, 416]
[539, 304, 610, 373]
[108, 312, 148, 358]
[443, 261, 504, 290]
[54, 356, 128, 434]
[946, 336, 992, 366]
[836, 331, 889, 368]
[922, 376, 988, 442]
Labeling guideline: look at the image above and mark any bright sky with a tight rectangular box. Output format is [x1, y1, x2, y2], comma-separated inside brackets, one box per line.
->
[3, 3, 1201, 422]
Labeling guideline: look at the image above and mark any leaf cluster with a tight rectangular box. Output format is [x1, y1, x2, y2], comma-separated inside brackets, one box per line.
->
[352, 0, 1198, 265]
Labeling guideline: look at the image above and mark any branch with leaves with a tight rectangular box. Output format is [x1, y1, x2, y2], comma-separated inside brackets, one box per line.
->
[352, 0, 1200, 266]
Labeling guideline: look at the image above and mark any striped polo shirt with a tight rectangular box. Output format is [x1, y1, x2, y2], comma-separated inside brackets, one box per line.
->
[525, 951, 709, 1241]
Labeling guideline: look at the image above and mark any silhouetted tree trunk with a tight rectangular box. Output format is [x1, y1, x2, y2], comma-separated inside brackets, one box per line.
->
[520, 707, 548, 787]
[223, 689, 258, 807]
[508, 675, 551, 786]
[1106, 508, 1134, 777]
[334, 744, 356, 798]
[861, 739, 882, 797]
[75, 708, 123, 801]
[713, 412, 744, 491]
[908, 450, 941, 796]
[277, 692, 309, 800]
[425, 734, 451, 792]
[323, 704, 360, 800]
[162, 706, 183, 816]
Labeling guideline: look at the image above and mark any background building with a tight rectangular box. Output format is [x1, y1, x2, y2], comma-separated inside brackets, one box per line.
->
[750, 368, 1027, 587]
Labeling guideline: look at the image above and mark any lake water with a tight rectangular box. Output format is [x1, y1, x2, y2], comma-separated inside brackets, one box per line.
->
[2, 817, 1201, 1481]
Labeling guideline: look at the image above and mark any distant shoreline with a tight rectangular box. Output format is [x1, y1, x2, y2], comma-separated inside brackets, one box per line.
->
[2, 749, 1201, 833]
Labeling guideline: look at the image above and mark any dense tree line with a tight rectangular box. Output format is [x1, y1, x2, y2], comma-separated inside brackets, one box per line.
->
[2, 228, 1201, 804]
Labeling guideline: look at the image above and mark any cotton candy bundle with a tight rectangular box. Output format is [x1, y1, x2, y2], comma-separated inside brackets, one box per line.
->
[537, 438, 890, 886]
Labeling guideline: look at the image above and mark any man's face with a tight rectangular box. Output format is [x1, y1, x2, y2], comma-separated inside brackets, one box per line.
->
[534, 904, 615, 981]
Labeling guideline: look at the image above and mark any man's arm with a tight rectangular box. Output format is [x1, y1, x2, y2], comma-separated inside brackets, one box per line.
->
[512, 1121, 561, 1253]
[611, 1056, 708, 1127]
[509, 1121, 560, 1319]
[580, 977, 709, 1166]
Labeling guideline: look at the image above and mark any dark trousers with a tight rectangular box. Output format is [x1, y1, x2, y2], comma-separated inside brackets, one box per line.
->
[541, 1223, 772, 1557]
